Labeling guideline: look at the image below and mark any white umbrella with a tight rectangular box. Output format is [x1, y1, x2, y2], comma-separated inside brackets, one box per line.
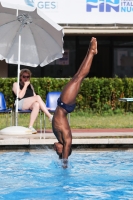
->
[0, 1, 64, 135]
[0, 3, 64, 67]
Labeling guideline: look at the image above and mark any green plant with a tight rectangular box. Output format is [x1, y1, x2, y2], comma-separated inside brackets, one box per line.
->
[1, 77, 133, 113]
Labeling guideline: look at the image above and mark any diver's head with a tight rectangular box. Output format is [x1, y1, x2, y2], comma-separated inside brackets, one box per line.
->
[54, 142, 72, 159]
[54, 142, 63, 159]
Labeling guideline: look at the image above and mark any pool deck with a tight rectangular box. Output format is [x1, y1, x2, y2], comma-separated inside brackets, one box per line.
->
[0, 128, 133, 146]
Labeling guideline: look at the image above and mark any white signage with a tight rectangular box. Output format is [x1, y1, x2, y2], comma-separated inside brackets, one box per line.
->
[1, 0, 133, 24]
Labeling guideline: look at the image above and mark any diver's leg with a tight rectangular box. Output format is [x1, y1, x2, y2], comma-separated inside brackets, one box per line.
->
[60, 37, 97, 105]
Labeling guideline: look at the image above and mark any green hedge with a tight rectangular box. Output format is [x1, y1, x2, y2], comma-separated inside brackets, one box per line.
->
[1, 77, 133, 113]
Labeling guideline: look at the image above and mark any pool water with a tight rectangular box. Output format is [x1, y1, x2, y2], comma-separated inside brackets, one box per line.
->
[0, 150, 133, 200]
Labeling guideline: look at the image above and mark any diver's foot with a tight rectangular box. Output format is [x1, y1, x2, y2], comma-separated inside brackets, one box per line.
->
[89, 37, 98, 55]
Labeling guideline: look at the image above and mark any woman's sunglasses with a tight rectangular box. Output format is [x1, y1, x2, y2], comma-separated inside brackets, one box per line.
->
[22, 75, 30, 78]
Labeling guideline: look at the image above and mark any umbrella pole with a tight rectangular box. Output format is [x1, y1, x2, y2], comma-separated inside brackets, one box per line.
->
[0, 33, 33, 135]
[15, 34, 21, 126]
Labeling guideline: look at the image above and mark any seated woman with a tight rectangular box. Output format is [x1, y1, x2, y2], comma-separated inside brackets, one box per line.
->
[12, 69, 53, 134]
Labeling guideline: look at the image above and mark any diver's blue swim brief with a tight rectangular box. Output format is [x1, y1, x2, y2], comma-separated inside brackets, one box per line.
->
[57, 97, 76, 113]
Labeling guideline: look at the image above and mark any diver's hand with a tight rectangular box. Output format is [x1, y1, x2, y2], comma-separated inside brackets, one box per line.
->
[62, 159, 68, 169]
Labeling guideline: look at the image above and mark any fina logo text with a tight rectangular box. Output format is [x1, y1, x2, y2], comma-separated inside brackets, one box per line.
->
[24, 0, 57, 9]
[86, 0, 133, 12]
